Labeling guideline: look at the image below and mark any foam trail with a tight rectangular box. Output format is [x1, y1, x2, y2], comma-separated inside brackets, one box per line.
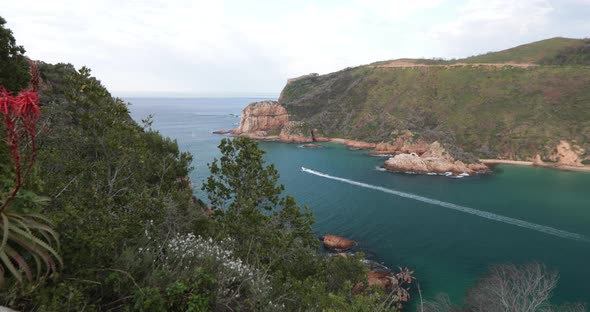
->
[301, 167, 589, 243]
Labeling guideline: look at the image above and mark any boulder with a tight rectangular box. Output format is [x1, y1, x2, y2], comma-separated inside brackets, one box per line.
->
[322, 234, 356, 251]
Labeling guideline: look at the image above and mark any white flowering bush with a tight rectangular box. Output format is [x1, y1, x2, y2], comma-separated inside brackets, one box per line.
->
[136, 232, 284, 311]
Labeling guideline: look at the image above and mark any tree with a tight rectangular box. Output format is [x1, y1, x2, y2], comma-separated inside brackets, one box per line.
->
[0, 16, 30, 92]
[423, 263, 581, 312]
[202, 137, 315, 272]
[465, 263, 558, 312]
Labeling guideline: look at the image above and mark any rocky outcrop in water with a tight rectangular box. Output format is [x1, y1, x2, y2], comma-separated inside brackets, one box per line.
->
[322, 234, 356, 251]
[383, 141, 489, 175]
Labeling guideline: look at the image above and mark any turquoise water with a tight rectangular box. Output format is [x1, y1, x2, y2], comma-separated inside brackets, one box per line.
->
[128, 97, 590, 305]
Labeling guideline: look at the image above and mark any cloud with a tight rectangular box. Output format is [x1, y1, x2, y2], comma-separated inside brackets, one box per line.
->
[1, 0, 588, 95]
[427, 0, 590, 58]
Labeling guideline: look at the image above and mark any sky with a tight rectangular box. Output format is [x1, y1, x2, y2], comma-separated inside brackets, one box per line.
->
[3, 0, 590, 96]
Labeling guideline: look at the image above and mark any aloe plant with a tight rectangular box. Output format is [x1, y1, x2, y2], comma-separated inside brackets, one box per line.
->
[0, 77, 62, 286]
[0, 208, 62, 286]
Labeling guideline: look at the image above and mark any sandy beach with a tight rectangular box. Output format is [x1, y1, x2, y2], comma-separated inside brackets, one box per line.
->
[481, 159, 590, 173]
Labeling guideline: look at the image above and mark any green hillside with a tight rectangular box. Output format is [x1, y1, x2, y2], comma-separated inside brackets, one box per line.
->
[370, 37, 590, 66]
[461, 37, 590, 65]
[280, 41, 590, 162]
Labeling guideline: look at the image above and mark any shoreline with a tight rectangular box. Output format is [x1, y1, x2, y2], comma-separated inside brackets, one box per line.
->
[215, 130, 590, 175]
[481, 159, 590, 173]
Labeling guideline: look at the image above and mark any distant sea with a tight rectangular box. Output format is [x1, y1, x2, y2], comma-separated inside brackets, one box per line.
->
[127, 97, 590, 305]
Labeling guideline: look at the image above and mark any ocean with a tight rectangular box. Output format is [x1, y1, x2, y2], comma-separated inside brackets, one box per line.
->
[127, 97, 590, 305]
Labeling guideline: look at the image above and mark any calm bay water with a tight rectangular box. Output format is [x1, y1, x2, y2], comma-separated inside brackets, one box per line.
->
[128, 97, 590, 305]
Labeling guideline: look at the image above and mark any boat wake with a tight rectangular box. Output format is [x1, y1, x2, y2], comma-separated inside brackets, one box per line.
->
[301, 167, 589, 243]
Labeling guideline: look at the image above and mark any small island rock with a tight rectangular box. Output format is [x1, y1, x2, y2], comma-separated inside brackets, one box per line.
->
[322, 234, 356, 251]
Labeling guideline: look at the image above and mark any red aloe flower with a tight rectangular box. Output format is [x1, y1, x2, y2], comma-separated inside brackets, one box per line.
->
[0, 87, 41, 212]
[15, 90, 40, 119]
[14, 90, 41, 137]
[0, 88, 12, 115]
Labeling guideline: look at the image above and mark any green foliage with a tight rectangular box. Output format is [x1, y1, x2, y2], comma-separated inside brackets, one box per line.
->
[201, 138, 401, 311]
[203, 137, 316, 269]
[35, 65, 195, 271]
[540, 39, 590, 65]
[0, 208, 62, 287]
[0, 16, 30, 92]
[1, 61, 199, 310]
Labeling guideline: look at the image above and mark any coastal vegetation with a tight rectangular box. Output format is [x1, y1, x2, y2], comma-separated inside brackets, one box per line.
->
[0, 16, 587, 311]
[279, 37, 590, 164]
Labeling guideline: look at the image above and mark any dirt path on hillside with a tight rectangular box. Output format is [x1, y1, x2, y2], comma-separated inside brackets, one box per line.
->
[376, 60, 538, 68]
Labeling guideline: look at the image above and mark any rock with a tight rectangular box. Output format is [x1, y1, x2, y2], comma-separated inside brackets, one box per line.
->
[370, 142, 398, 155]
[468, 162, 490, 172]
[369, 132, 431, 156]
[234, 101, 288, 134]
[344, 140, 376, 150]
[401, 140, 430, 155]
[314, 136, 331, 142]
[212, 129, 234, 134]
[278, 121, 314, 143]
[238, 132, 280, 141]
[384, 153, 478, 175]
[382, 141, 489, 175]
[310, 129, 331, 142]
[548, 140, 585, 167]
[367, 271, 394, 288]
[384, 153, 430, 173]
[278, 133, 313, 143]
[533, 154, 545, 166]
[420, 141, 447, 158]
[322, 234, 356, 251]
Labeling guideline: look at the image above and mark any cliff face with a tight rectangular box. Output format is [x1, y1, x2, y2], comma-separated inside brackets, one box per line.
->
[235, 101, 288, 134]
[230, 101, 314, 143]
